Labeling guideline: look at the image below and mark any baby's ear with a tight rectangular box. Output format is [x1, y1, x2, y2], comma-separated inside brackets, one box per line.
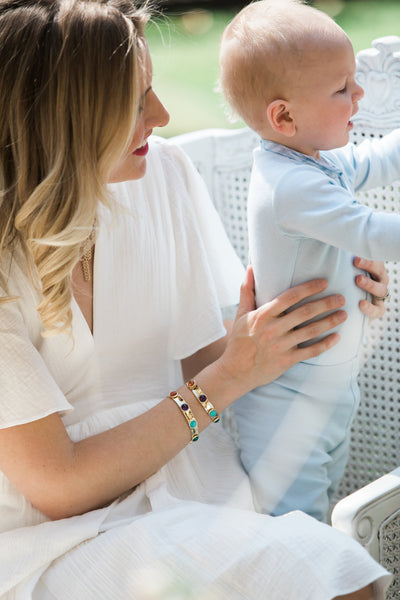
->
[267, 99, 296, 137]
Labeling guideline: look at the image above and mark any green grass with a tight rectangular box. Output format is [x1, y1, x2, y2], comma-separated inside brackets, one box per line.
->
[147, 11, 235, 136]
[146, 1, 400, 137]
[333, 1, 400, 51]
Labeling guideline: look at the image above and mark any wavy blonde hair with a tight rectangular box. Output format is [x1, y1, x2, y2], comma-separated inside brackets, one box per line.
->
[0, 0, 149, 335]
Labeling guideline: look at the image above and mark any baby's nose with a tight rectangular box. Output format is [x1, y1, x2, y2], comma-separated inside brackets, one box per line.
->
[353, 83, 364, 101]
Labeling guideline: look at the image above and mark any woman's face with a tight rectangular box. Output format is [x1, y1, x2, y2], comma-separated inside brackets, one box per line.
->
[108, 44, 170, 183]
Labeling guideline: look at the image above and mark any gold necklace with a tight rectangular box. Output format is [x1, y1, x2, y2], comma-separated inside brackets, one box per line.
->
[80, 223, 96, 282]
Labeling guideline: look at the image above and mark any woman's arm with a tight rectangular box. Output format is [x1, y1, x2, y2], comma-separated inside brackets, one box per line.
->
[0, 270, 346, 521]
[181, 321, 232, 381]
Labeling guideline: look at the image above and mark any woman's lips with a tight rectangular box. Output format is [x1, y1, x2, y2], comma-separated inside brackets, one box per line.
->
[133, 141, 149, 156]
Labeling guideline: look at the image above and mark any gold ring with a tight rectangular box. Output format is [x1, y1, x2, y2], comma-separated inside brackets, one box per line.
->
[374, 289, 390, 302]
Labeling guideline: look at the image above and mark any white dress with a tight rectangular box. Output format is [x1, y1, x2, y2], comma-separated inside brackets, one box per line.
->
[0, 138, 390, 599]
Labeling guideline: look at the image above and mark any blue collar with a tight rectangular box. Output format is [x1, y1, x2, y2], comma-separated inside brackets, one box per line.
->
[259, 139, 343, 178]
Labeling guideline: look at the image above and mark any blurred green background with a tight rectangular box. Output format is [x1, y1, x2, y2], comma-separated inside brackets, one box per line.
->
[146, 0, 400, 137]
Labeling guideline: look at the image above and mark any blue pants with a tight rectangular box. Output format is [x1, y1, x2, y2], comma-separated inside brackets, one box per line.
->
[233, 359, 360, 522]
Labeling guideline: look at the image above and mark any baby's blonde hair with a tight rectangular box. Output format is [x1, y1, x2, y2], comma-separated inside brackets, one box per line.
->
[0, 0, 149, 335]
[219, 0, 345, 132]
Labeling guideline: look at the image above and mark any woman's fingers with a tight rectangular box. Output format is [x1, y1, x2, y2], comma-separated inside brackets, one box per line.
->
[279, 294, 346, 332]
[255, 285, 346, 336]
[236, 265, 256, 319]
[354, 257, 389, 320]
[355, 272, 388, 299]
[225, 276, 348, 393]
[265, 278, 329, 317]
[294, 332, 341, 361]
[237, 274, 337, 324]
[235, 277, 347, 359]
[354, 257, 389, 287]
[358, 297, 384, 319]
[285, 308, 347, 350]
[257, 301, 347, 362]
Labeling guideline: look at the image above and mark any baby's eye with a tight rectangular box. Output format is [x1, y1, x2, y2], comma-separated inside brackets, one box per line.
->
[337, 86, 347, 94]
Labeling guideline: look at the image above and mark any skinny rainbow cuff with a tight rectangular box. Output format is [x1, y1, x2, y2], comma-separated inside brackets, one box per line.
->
[169, 391, 199, 443]
[186, 380, 220, 423]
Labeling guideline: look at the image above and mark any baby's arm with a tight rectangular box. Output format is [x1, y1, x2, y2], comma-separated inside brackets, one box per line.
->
[342, 129, 400, 192]
[275, 166, 400, 261]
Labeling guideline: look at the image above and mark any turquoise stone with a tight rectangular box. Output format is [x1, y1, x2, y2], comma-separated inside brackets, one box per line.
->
[210, 410, 217, 418]
[190, 420, 197, 428]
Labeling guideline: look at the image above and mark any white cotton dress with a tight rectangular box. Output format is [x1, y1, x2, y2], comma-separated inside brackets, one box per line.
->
[0, 137, 391, 599]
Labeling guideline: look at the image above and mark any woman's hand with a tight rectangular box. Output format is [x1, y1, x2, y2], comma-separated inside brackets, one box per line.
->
[213, 266, 347, 398]
[354, 257, 389, 320]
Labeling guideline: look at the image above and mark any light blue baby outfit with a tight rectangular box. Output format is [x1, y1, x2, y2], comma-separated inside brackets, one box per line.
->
[233, 131, 400, 521]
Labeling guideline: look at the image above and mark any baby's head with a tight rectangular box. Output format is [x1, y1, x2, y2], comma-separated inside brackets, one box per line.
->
[219, 0, 363, 155]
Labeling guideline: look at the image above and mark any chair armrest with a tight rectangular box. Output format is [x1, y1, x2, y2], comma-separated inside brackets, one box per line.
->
[332, 467, 400, 560]
[332, 468, 400, 598]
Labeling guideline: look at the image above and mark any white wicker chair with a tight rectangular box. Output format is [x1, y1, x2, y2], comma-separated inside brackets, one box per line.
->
[171, 36, 400, 598]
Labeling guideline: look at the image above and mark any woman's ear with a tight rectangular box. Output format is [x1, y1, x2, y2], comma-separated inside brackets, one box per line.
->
[266, 99, 296, 137]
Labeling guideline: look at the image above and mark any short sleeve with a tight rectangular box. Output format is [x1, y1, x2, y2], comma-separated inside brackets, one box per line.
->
[0, 276, 72, 429]
[153, 139, 245, 359]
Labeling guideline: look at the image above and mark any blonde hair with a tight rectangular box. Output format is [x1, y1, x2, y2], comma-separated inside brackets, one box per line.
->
[0, 0, 149, 335]
[219, 0, 345, 132]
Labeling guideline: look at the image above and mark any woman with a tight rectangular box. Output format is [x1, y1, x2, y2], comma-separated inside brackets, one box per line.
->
[0, 0, 391, 598]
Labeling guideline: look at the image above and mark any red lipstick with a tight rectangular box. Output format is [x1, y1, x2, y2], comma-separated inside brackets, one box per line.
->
[133, 141, 149, 156]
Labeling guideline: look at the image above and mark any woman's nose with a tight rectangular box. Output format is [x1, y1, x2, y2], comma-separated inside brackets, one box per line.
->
[146, 90, 170, 129]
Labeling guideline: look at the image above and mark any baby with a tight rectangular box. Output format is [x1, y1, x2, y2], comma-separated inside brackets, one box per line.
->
[219, 0, 400, 521]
